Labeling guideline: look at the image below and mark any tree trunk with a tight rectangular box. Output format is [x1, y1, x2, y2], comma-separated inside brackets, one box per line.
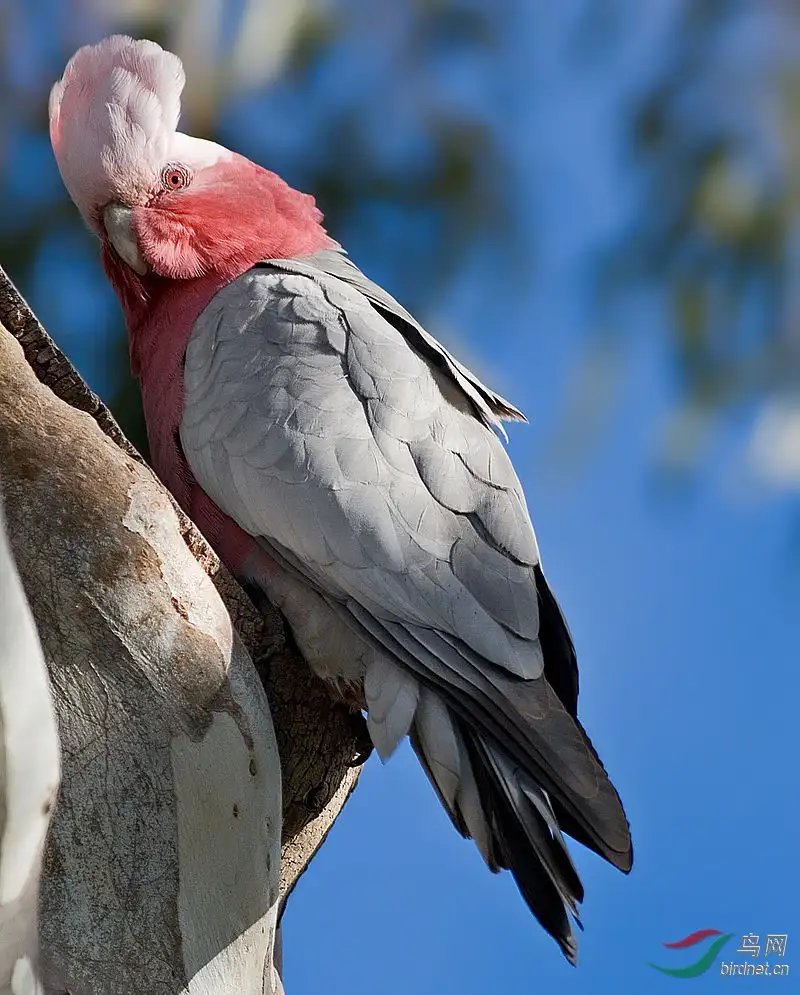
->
[0, 267, 363, 994]
[0, 499, 60, 995]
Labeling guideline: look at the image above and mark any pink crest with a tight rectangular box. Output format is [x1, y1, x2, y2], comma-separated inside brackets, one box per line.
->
[49, 35, 185, 228]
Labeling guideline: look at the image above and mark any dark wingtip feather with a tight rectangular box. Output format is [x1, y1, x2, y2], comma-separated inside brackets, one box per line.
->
[534, 565, 634, 873]
[463, 729, 584, 964]
[535, 564, 579, 717]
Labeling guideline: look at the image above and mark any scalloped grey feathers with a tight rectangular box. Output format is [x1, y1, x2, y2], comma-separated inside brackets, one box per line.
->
[179, 248, 632, 962]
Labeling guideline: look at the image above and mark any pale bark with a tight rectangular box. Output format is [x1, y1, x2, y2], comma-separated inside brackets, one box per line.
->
[0, 499, 60, 995]
[0, 267, 364, 994]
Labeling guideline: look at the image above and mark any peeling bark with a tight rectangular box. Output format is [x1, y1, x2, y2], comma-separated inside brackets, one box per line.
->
[0, 267, 363, 994]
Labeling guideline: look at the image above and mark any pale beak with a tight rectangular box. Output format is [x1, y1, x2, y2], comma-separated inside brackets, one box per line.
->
[103, 204, 148, 275]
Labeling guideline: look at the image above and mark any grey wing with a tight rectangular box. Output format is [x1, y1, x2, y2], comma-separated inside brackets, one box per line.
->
[182, 265, 542, 677]
[270, 246, 527, 435]
[180, 264, 632, 930]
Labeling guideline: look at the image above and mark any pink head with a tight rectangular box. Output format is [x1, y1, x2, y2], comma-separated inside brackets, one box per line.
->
[50, 36, 331, 321]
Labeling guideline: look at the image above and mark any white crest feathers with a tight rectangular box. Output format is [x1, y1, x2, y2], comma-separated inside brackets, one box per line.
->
[49, 35, 185, 227]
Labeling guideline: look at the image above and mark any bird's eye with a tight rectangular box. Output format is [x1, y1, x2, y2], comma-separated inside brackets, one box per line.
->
[161, 164, 191, 191]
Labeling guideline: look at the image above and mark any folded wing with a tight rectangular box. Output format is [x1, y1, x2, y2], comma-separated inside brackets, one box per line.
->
[180, 258, 631, 959]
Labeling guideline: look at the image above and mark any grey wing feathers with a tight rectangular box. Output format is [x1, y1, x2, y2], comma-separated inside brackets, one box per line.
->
[270, 247, 527, 435]
[182, 266, 542, 668]
[180, 259, 632, 960]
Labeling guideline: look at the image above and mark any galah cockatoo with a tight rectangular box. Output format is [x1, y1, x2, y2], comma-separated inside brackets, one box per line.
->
[49, 35, 632, 961]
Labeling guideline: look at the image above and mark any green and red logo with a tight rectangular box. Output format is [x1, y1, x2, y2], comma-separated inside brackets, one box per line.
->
[649, 929, 734, 978]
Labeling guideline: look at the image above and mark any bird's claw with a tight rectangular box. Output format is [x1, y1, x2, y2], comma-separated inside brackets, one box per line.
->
[344, 708, 373, 766]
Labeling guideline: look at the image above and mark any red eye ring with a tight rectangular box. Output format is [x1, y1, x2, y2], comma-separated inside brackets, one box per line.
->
[161, 163, 191, 191]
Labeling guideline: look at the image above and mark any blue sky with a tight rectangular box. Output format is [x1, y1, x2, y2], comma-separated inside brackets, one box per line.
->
[4, 1, 798, 992]
[281, 5, 798, 993]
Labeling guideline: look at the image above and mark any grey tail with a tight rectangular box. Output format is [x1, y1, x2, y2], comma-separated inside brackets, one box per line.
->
[411, 707, 585, 964]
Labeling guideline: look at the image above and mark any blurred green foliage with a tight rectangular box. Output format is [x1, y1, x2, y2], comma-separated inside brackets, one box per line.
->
[2, 0, 799, 491]
[0, 0, 515, 453]
[591, 0, 800, 481]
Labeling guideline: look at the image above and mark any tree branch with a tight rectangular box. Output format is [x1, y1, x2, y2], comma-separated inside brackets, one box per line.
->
[0, 498, 60, 995]
[0, 266, 363, 992]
